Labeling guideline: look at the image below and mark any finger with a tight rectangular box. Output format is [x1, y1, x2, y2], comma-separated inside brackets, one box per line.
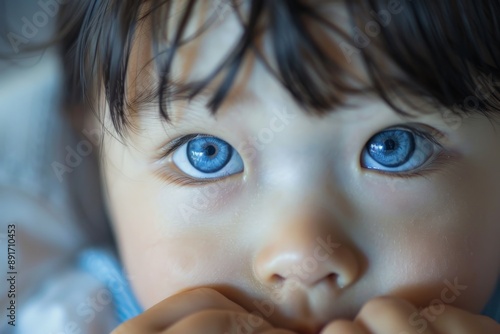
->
[114, 288, 248, 333]
[354, 296, 438, 334]
[321, 319, 368, 334]
[164, 309, 274, 334]
[480, 316, 500, 333]
[426, 304, 500, 333]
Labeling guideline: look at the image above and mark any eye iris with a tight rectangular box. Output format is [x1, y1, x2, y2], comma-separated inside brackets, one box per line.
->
[367, 130, 415, 167]
[187, 137, 232, 173]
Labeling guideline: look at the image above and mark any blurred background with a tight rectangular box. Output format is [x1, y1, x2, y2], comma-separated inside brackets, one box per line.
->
[1, 1, 115, 333]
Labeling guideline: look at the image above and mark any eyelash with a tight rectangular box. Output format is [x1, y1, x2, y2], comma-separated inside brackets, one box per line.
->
[362, 125, 455, 179]
[159, 173, 226, 186]
[368, 151, 455, 180]
[155, 125, 453, 185]
[154, 134, 231, 187]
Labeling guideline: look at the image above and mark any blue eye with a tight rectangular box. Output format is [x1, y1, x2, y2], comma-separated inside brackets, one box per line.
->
[172, 135, 244, 179]
[187, 137, 232, 173]
[361, 128, 436, 173]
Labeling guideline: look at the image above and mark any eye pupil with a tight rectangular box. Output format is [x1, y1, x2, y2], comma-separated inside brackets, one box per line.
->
[384, 139, 396, 151]
[205, 145, 217, 156]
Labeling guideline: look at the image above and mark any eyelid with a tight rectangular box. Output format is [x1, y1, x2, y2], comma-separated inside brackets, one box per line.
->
[366, 150, 456, 179]
[384, 123, 446, 148]
[155, 134, 211, 161]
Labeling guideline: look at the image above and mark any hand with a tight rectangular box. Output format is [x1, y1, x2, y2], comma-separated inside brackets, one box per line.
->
[111, 287, 296, 334]
[321, 296, 500, 334]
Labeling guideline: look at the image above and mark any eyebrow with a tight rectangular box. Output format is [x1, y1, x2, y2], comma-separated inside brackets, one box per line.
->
[131, 48, 449, 132]
[133, 76, 258, 126]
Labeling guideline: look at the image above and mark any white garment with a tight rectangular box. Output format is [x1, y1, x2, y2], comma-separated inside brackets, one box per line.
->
[0, 50, 117, 334]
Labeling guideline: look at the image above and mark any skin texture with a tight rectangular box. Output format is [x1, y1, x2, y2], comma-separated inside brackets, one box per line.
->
[96, 2, 500, 333]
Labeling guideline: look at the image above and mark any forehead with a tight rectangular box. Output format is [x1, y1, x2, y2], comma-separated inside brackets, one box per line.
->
[129, 0, 460, 130]
[177, 1, 366, 77]
[104, 0, 500, 141]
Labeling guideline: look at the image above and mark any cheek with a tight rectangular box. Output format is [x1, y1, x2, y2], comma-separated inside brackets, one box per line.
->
[124, 237, 217, 308]
[352, 117, 500, 312]
[105, 163, 248, 309]
[375, 226, 497, 313]
[359, 170, 500, 313]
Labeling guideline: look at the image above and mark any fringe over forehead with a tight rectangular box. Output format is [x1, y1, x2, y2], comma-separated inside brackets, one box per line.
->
[58, 0, 500, 133]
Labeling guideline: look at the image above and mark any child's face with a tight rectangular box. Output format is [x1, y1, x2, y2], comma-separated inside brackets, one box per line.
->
[98, 3, 500, 332]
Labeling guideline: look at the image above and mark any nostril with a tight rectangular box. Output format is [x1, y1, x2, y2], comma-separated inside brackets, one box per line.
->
[268, 274, 286, 290]
[326, 273, 344, 288]
[326, 273, 337, 281]
[270, 274, 285, 285]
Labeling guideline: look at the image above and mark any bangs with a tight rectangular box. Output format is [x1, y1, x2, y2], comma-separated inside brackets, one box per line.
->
[59, 0, 500, 133]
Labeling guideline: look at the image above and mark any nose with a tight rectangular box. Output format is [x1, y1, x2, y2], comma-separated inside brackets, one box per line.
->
[254, 195, 360, 290]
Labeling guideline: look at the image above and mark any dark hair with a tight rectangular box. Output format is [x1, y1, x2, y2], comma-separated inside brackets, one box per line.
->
[57, 0, 500, 134]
